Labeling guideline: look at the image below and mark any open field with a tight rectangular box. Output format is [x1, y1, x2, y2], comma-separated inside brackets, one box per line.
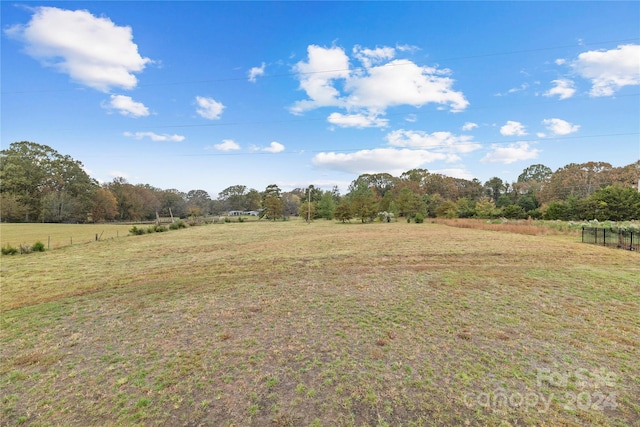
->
[0, 223, 134, 250]
[1, 220, 638, 426]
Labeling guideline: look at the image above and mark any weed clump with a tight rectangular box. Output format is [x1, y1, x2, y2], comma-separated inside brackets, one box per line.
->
[32, 241, 46, 252]
[1, 244, 18, 255]
[169, 220, 187, 230]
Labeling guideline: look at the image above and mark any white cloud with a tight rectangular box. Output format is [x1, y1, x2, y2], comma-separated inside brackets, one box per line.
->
[544, 79, 576, 100]
[386, 129, 481, 154]
[462, 122, 478, 131]
[123, 131, 185, 142]
[496, 83, 529, 96]
[212, 139, 240, 151]
[104, 94, 149, 117]
[5, 6, 151, 92]
[195, 96, 225, 119]
[572, 44, 640, 96]
[500, 120, 527, 136]
[248, 62, 265, 82]
[313, 148, 447, 175]
[290, 45, 350, 114]
[542, 118, 580, 135]
[263, 141, 285, 153]
[327, 112, 389, 128]
[481, 142, 540, 164]
[345, 59, 469, 113]
[353, 45, 395, 68]
[291, 44, 468, 116]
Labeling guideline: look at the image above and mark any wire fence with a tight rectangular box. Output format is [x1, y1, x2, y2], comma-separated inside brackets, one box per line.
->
[581, 227, 639, 252]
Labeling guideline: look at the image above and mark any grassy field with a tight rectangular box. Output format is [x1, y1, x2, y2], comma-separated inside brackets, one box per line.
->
[0, 223, 134, 250]
[1, 220, 638, 426]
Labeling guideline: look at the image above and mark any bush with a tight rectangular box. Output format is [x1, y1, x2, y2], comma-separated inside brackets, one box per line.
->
[32, 241, 46, 252]
[415, 213, 425, 223]
[130, 226, 145, 235]
[146, 225, 167, 233]
[169, 220, 187, 230]
[1, 244, 18, 255]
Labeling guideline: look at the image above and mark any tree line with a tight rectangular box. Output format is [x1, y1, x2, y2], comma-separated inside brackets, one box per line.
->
[1, 141, 639, 223]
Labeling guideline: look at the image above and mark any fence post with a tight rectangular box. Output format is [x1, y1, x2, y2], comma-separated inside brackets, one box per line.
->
[631, 231, 634, 251]
[603, 228, 606, 246]
[581, 226, 584, 243]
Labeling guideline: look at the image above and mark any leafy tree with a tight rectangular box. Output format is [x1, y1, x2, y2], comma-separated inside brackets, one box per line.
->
[496, 194, 512, 208]
[218, 185, 247, 211]
[160, 189, 187, 218]
[298, 201, 317, 221]
[186, 189, 212, 216]
[91, 187, 118, 222]
[501, 204, 527, 219]
[475, 197, 497, 219]
[587, 185, 640, 221]
[245, 189, 262, 211]
[0, 141, 97, 222]
[0, 193, 29, 222]
[334, 199, 353, 223]
[435, 200, 458, 218]
[349, 173, 397, 198]
[517, 194, 538, 212]
[518, 164, 552, 183]
[317, 191, 336, 220]
[348, 183, 378, 223]
[261, 184, 284, 220]
[456, 197, 476, 218]
[484, 177, 505, 204]
[396, 187, 425, 218]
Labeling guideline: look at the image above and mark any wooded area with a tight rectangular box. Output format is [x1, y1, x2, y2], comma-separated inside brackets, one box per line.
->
[1, 141, 639, 223]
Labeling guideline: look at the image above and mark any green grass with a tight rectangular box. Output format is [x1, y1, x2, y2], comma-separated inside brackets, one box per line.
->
[0, 220, 638, 426]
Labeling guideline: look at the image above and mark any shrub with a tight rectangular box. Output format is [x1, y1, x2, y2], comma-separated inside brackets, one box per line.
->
[129, 226, 145, 235]
[169, 220, 187, 230]
[32, 241, 46, 252]
[238, 217, 245, 223]
[415, 213, 425, 223]
[1, 244, 18, 255]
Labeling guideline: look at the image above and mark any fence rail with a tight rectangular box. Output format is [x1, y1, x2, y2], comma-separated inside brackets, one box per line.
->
[582, 227, 639, 251]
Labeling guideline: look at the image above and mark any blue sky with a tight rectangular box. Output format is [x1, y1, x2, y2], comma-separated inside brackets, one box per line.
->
[2, 1, 639, 197]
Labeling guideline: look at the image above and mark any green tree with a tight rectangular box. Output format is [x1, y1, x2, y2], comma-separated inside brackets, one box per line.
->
[348, 183, 378, 223]
[456, 197, 476, 218]
[317, 191, 336, 220]
[435, 200, 459, 218]
[587, 185, 640, 221]
[186, 189, 212, 216]
[0, 141, 97, 222]
[396, 187, 425, 219]
[484, 177, 505, 204]
[261, 184, 284, 220]
[334, 199, 353, 223]
[218, 185, 247, 211]
[475, 197, 497, 219]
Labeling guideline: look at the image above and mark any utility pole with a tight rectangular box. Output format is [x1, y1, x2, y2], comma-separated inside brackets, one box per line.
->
[307, 186, 311, 224]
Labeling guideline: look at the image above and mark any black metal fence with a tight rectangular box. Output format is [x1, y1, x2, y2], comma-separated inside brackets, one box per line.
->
[582, 227, 639, 251]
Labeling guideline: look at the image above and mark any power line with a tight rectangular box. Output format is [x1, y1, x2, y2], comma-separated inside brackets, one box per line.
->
[2, 37, 638, 95]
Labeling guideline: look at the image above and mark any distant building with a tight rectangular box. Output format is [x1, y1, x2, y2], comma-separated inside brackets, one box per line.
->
[228, 210, 261, 216]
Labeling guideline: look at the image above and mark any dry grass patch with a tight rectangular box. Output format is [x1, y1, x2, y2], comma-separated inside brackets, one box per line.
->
[1, 220, 638, 426]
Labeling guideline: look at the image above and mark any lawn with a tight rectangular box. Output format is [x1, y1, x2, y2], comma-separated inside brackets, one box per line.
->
[1, 220, 638, 426]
